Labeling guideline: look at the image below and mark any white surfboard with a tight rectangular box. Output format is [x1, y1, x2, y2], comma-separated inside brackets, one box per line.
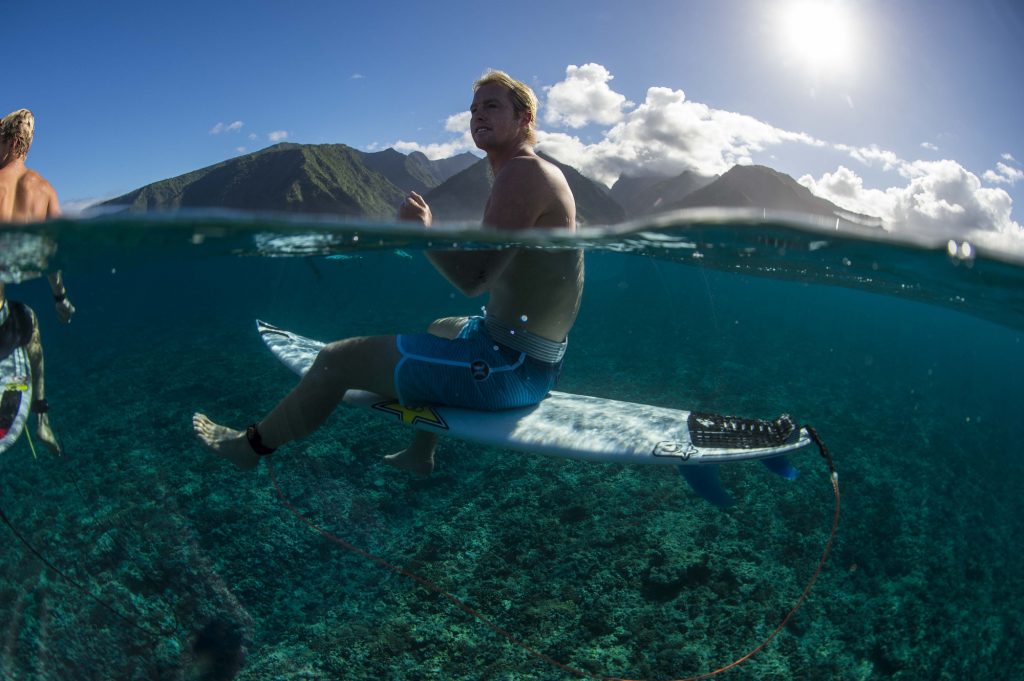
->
[0, 346, 32, 455]
[258, 320, 811, 505]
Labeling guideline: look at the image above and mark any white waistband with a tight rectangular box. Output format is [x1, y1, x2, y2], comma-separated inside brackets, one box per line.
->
[484, 315, 566, 364]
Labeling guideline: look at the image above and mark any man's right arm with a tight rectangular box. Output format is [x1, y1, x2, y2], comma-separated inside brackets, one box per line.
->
[47, 270, 74, 323]
[425, 249, 517, 298]
[425, 158, 562, 296]
[399, 189, 517, 298]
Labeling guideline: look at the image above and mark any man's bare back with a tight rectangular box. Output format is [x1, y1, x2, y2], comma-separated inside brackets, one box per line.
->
[0, 164, 60, 223]
[0, 109, 61, 223]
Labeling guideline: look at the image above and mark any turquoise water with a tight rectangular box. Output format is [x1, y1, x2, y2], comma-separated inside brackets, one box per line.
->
[1, 212, 1023, 680]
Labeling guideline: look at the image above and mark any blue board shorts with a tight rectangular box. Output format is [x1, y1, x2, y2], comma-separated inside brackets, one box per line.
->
[394, 317, 562, 410]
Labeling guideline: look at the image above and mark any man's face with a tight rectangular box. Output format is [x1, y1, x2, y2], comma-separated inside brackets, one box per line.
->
[470, 84, 524, 151]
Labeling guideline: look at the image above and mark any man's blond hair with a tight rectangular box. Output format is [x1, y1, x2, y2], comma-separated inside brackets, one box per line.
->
[1, 109, 35, 159]
[473, 70, 538, 146]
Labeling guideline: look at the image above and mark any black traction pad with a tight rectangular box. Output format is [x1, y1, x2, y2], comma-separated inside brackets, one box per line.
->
[1, 389, 22, 431]
[688, 412, 797, 449]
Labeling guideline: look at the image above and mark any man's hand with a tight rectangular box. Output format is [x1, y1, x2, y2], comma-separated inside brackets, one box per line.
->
[54, 297, 75, 324]
[399, 191, 432, 227]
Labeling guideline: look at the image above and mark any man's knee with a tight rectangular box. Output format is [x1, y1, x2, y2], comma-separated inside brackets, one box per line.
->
[313, 337, 361, 374]
[427, 317, 468, 339]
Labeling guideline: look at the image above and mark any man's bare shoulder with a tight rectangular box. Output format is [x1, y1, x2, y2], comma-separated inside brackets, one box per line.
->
[499, 154, 563, 179]
[487, 154, 573, 230]
[16, 169, 55, 192]
[493, 155, 572, 198]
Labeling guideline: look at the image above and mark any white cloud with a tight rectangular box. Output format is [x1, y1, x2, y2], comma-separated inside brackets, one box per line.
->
[800, 160, 1022, 237]
[268, 130, 289, 142]
[921, 142, 938, 151]
[392, 112, 474, 159]
[392, 139, 471, 159]
[537, 85, 824, 185]
[983, 161, 1024, 185]
[210, 120, 244, 135]
[1002, 153, 1016, 162]
[235, 146, 247, 154]
[351, 73, 364, 79]
[248, 133, 258, 141]
[543, 63, 633, 129]
[60, 196, 104, 215]
[834, 143, 904, 173]
[444, 111, 471, 133]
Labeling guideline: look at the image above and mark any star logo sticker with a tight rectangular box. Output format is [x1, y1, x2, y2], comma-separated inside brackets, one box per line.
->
[372, 401, 449, 431]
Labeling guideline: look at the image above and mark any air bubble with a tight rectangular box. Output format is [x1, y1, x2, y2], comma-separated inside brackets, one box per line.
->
[947, 239, 976, 266]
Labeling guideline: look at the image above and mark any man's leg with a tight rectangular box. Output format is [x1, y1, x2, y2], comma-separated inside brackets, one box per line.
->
[194, 334, 401, 470]
[25, 310, 60, 455]
[383, 317, 468, 476]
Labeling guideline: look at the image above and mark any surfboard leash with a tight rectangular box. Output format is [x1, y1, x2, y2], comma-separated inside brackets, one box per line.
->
[266, 425, 840, 681]
[0, 435, 180, 645]
[0, 501, 174, 643]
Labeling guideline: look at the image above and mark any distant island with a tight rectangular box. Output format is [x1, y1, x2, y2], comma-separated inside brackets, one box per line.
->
[100, 142, 878, 226]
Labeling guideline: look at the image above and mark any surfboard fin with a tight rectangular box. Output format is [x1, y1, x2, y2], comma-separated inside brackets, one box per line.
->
[679, 457, 799, 507]
[761, 455, 800, 480]
[678, 465, 735, 508]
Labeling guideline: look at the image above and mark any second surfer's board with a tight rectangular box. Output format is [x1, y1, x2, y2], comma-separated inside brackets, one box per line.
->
[0, 346, 32, 455]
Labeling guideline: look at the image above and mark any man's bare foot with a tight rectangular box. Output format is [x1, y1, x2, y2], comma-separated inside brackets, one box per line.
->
[384, 447, 435, 476]
[36, 415, 61, 455]
[384, 431, 437, 476]
[193, 413, 260, 470]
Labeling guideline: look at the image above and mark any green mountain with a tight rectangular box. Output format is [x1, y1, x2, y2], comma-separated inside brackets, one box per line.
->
[425, 153, 625, 226]
[611, 170, 716, 218]
[359, 148, 477, 195]
[100, 143, 477, 217]
[664, 164, 876, 221]
[422, 158, 494, 222]
[612, 164, 878, 223]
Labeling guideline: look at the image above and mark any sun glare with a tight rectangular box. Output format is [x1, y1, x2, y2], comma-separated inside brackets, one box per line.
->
[778, 1, 858, 77]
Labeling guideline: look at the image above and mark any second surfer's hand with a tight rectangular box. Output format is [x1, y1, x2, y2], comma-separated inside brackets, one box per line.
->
[399, 191, 432, 227]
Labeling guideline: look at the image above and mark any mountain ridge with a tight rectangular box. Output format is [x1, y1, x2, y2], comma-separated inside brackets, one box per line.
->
[101, 143, 878, 226]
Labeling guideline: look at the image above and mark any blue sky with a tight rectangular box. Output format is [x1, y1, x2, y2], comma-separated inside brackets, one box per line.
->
[7, 0, 1023, 246]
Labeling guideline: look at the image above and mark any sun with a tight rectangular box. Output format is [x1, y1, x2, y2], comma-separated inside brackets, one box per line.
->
[778, 1, 858, 77]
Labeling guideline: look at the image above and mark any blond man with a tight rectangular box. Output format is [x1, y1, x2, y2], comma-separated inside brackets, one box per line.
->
[1, 109, 74, 454]
[195, 70, 583, 475]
